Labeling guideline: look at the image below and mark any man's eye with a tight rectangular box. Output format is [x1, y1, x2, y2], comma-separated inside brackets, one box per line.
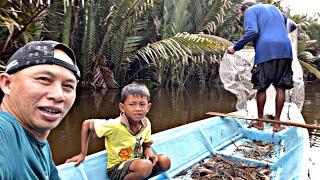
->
[37, 77, 51, 82]
[64, 84, 75, 90]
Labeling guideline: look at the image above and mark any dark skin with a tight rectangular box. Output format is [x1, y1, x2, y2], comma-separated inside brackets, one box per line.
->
[128, 117, 142, 135]
[252, 88, 285, 132]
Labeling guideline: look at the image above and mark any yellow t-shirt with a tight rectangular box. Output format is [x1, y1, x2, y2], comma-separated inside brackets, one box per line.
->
[94, 114, 152, 168]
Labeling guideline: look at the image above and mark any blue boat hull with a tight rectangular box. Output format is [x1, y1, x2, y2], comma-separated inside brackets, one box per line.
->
[57, 103, 309, 180]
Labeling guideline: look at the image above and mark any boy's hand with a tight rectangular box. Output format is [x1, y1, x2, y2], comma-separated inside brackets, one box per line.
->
[145, 154, 158, 166]
[65, 154, 86, 166]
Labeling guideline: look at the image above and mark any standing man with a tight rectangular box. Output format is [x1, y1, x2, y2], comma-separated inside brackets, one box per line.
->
[227, 0, 294, 132]
[0, 41, 80, 179]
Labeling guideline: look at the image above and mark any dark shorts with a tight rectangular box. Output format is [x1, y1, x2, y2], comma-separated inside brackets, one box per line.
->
[251, 58, 293, 91]
[107, 160, 134, 179]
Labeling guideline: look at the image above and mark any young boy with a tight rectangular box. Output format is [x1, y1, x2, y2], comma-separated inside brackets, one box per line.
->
[66, 83, 171, 179]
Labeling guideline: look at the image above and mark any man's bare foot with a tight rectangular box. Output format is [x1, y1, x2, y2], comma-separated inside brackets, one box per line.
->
[273, 125, 285, 132]
[252, 121, 264, 130]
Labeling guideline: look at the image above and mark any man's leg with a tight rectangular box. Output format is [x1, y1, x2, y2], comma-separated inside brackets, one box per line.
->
[253, 90, 266, 130]
[273, 87, 286, 132]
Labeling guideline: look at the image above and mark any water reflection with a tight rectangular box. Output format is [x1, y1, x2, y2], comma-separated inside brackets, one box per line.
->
[49, 83, 319, 165]
[149, 86, 237, 133]
[303, 82, 320, 148]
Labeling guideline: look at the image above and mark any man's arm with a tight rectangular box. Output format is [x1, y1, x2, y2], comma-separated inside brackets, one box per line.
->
[228, 9, 258, 54]
[65, 119, 96, 166]
[233, 10, 258, 51]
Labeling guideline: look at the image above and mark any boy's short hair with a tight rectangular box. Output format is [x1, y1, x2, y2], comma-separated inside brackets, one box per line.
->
[120, 83, 150, 103]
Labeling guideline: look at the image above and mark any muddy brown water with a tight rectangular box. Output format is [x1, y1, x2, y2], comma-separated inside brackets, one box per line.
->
[48, 82, 320, 166]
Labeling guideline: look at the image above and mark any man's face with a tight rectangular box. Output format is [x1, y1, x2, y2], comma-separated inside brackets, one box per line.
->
[6, 64, 77, 136]
[119, 95, 151, 122]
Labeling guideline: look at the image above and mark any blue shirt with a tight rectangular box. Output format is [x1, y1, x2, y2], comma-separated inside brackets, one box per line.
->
[234, 4, 293, 64]
[0, 112, 60, 180]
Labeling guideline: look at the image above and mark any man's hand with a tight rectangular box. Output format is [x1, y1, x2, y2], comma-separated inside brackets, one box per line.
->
[65, 154, 86, 166]
[227, 46, 235, 54]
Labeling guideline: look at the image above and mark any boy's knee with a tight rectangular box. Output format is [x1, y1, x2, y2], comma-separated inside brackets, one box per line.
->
[157, 154, 171, 171]
[132, 159, 153, 177]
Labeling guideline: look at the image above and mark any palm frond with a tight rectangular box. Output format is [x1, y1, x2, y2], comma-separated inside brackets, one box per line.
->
[62, 5, 72, 45]
[299, 60, 320, 79]
[0, 1, 49, 53]
[93, 0, 153, 86]
[195, 0, 229, 33]
[99, 0, 140, 56]
[170, 0, 190, 35]
[132, 32, 231, 65]
[189, 0, 206, 30]
[99, 65, 120, 88]
[161, 0, 174, 39]
[81, 1, 97, 81]
[108, 20, 146, 82]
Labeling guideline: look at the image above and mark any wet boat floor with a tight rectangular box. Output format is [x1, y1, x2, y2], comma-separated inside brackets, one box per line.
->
[175, 138, 283, 180]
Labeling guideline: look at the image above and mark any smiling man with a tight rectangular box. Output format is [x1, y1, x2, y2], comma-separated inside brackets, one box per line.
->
[0, 41, 80, 179]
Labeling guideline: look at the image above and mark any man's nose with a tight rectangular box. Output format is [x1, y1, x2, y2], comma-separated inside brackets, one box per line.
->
[47, 83, 65, 103]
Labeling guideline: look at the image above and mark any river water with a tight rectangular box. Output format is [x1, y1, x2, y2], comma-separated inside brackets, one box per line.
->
[49, 82, 320, 169]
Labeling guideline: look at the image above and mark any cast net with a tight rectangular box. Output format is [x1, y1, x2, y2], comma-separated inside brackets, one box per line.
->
[219, 29, 304, 113]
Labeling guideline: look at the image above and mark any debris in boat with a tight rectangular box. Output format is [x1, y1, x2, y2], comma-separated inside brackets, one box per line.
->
[176, 155, 271, 180]
[233, 140, 277, 160]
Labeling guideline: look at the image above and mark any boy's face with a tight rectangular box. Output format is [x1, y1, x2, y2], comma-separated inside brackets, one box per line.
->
[119, 94, 151, 122]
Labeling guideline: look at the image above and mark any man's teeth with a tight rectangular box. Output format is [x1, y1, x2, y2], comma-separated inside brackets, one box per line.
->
[42, 108, 59, 114]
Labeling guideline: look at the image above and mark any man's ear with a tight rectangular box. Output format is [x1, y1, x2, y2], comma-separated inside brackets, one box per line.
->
[147, 103, 152, 112]
[0, 73, 12, 95]
[119, 103, 125, 113]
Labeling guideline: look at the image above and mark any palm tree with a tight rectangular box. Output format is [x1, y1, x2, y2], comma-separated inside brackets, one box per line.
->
[0, 0, 243, 87]
[65, 0, 242, 88]
[0, 0, 50, 62]
[2, 0, 318, 87]
[123, 0, 243, 87]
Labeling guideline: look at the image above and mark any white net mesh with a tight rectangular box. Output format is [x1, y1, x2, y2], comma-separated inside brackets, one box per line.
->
[220, 49, 255, 111]
[219, 29, 305, 113]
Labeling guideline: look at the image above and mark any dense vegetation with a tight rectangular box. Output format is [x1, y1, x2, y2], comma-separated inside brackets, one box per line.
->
[1, 0, 319, 89]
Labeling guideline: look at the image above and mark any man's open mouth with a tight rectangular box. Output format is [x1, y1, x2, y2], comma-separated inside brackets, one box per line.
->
[39, 107, 62, 115]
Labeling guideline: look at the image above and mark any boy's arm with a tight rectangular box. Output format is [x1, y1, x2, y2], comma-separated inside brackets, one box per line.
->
[65, 119, 96, 166]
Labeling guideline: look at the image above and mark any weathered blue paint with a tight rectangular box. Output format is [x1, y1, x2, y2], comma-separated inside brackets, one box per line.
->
[57, 103, 309, 180]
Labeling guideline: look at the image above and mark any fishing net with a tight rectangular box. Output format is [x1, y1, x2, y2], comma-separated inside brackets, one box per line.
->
[219, 29, 305, 113]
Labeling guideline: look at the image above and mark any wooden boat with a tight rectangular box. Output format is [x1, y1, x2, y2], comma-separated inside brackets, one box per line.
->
[57, 103, 310, 179]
